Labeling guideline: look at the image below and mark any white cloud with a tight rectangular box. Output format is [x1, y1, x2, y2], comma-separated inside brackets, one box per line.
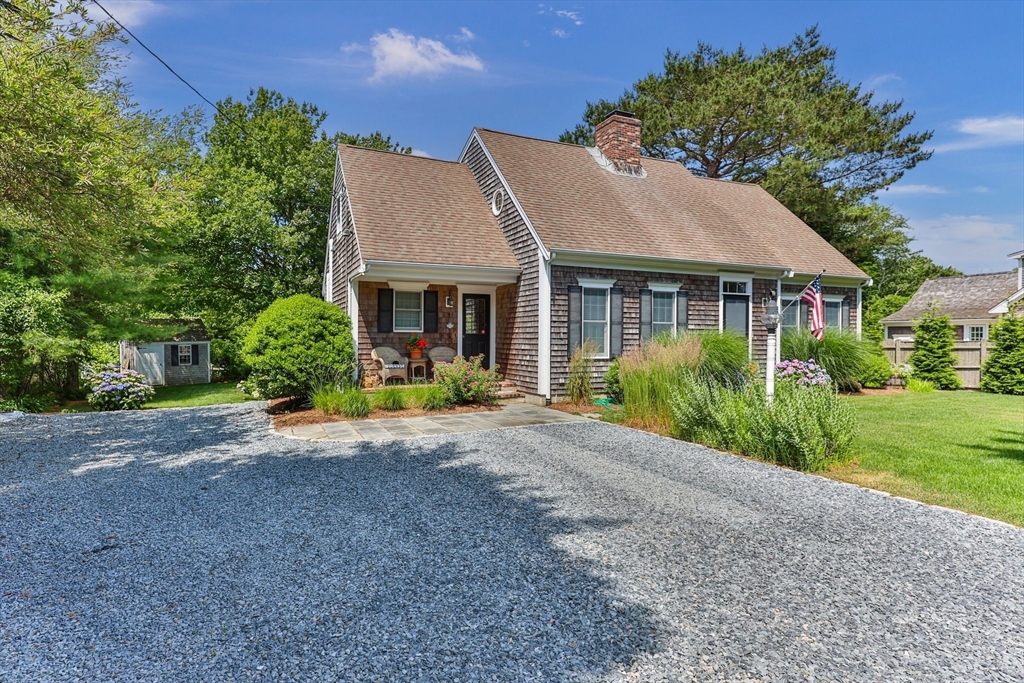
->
[972, 186, 992, 194]
[351, 29, 484, 82]
[863, 73, 902, 90]
[552, 28, 568, 38]
[884, 184, 947, 195]
[98, 0, 167, 27]
[452, 27, 476, 42]
[933, 116, 1024, 153]
[410, 149, 432, 158]
[909, 214, 1023, 273]
[555, 10, 583, 25]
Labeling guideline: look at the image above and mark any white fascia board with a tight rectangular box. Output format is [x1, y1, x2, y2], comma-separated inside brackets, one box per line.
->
[537, 246, 552, 399]
[458, 130, 550, 261]
[361, 260, 521, 285]
[550, 248, 793, 279]
[989, 287, 1024, 314]
[336, 148, 364, 291]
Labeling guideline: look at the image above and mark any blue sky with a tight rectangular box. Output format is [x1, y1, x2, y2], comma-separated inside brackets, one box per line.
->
[103, 0, 1023, 274]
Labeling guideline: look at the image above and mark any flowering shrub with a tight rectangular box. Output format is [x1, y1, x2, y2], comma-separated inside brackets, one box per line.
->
[82, 364, 155, 410]
[775, 359, 831, 386]
[406, 334, 427, 353]
[433, 355, 501, 404]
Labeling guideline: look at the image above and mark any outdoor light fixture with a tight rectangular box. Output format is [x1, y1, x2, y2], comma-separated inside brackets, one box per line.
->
[761, 293, 782, 403]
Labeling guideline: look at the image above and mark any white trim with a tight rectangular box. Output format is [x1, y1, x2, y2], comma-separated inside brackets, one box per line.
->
[457, 285, 497, 370]
[576, 277, 617, 287]
[360, 261, 520, 285]
[177, 344, 193, 366]
[718, 275, 753, 357]
[324, 238, 334, 303]
[335, 149, 365, 294]
[650, 289, 677, 336]
[491, 188, 505, 216]
[538, 248, 552, 399]
[458, 130, 550, 260]
[392, 288, 424, 333]
[989, 287, 1024, 315]
[856, 286, 863, 340]
[386, 281, 430, 291]
[776, 277, 783, 364]
[580, 284, 612, 360]
[348, 277, 360, 380]
[647, 282, 682, 293]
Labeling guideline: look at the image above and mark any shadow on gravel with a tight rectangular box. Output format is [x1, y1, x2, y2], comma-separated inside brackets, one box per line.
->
[0, 407, 659, 680]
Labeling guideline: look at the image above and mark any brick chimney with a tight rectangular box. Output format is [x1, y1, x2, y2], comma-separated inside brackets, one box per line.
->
[594, 110, 642, 172]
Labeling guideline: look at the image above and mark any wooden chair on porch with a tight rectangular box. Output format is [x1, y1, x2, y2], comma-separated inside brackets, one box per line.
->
[371, 347, 408, 385]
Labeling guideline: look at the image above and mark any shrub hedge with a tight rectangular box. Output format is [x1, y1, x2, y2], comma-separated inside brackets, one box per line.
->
[909, 307, 961, 390]
[980, 307, 1024, 395]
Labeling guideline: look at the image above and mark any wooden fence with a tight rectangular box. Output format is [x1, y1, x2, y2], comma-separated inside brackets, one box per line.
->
[881, 339, 990, 389]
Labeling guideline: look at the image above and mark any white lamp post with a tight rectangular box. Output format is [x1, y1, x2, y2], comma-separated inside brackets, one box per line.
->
[761, 294, 782, 404]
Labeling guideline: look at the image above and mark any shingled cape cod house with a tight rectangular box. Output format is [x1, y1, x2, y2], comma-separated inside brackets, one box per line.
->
[881, 250, 1024, 342]
[323, 111, 869, 403]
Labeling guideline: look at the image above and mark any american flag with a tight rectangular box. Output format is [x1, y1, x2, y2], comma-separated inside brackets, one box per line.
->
[800, 274, 825, 341]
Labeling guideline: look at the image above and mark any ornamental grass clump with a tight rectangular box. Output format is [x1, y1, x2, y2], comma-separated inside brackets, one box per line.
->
[781, 328, 874, 391]
[433, 355, 501, 405]
[564, 340, 596, 405]
[338, 388, 371, 418]
[82, 365, 155, 411]
[373, 386, 407, 411]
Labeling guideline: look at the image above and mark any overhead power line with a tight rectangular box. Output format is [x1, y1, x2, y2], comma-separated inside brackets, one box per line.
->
[90, 0, 253, 141]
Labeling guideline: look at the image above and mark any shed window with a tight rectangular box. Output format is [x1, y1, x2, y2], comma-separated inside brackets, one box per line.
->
[825, 301, 843, 330]
[966, 325, 986, 341]
[582, 287, 609, 356]
[178, 344, 192, 366]
[652, 291, 676, 337]
[394, 291, 423, 332]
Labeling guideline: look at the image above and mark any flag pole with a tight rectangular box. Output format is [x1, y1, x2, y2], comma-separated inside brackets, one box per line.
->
[777, 269, 826, 316]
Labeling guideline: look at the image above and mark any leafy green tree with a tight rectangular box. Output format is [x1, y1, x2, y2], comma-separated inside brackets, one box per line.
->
[909, 307, 962, 390]
[862, 294, 910, 343]
[560, 28, 935, 268]
[0, 0, 188, 399]
[980, 306, 1024, 395]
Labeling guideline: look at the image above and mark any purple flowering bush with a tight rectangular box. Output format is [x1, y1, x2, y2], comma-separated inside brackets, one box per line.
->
[775, 359, 832, 387]
[432, 355, 501, 405]
[82, 364, 155, 411]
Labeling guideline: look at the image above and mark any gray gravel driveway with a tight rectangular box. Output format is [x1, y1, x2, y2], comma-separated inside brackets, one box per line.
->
[2, 403, 1022, 681]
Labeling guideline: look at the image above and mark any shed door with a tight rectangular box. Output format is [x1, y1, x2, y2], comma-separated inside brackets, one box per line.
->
[136, 343, 165, 385]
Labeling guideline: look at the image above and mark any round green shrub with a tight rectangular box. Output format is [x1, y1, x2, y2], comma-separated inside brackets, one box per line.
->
[858, 349, 893, 389]
[980, 306, 1024, 395]
[241, 294, 354, 399]
[603, 358, 623, 404]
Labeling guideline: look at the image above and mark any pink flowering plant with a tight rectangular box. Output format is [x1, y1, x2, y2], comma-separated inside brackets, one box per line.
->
[775, 358, 831, 387]
[82, 364, 155, 411]
[432, 355, 501, 405]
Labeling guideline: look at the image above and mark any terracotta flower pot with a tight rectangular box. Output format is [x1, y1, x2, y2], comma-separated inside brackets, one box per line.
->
[409, 349, 423, 359]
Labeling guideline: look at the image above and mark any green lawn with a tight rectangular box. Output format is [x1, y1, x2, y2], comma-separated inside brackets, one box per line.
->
[828, 391, 1024, 526]
[143, 382, 253, 409]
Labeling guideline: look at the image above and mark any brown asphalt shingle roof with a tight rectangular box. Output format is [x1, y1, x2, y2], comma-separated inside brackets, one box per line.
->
[476, 129, 867, 278]
[339, 146, 518, 270]
[880, 271, 1020, 323]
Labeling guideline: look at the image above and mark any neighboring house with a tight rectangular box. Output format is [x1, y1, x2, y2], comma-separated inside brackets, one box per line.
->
[324, 111, 869, 403]
[119, 319, 212, 387]
[881, 251, 1024, 342]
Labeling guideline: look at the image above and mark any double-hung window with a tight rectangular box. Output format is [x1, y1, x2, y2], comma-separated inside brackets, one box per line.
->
[582, 287, 609, 356]
[394, 291, 423, 332]
[721, 279, 750, 338]
[966, 325, 986, 341]
[652, 291, 676, 337]
[177, 344, 192, 366]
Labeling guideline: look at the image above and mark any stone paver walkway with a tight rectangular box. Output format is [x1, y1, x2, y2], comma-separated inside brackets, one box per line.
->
[275, 403, 588, 442]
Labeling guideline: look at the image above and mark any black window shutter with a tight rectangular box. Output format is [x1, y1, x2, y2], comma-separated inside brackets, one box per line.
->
[842, 299, 851, 331]
[610, 287, 623, 358]
[377, 288, 394, 333]
[800, 300, 810, 330]
[192, 344, 200, 367]
[640, 289, 653, 341]
[170, 344, 179, 367]
[423, 290, 438, 333]
[567, 286, 582, 356]
[676, 291, 689, 333]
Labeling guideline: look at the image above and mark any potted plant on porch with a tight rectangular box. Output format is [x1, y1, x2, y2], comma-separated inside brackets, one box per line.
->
[407, 334, 428, 359]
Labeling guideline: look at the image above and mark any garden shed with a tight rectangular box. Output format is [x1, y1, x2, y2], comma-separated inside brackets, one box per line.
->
[120, 319, 212, 387]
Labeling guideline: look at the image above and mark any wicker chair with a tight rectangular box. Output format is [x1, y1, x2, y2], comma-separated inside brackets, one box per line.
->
[427, 346, 456, 380]
[371, 347, 408, 385]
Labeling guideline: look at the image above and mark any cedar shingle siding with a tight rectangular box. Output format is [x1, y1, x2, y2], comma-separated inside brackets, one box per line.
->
[330, 153, 362, 313]
[356, 282, 458, 368]
[462, 137, 540, 393]
[163, 342, 209, 386]
[780, 283, 859, 332]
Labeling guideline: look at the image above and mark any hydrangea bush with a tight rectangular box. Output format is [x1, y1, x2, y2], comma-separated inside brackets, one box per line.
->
[82, 364, 155, 410]
[433, 355, 501, 405]
[775, 359, 831, 386]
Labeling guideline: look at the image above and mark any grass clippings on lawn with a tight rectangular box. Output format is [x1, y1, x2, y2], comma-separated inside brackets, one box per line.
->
[273, 403, 500, 429]
[829, 390, 1024, 526]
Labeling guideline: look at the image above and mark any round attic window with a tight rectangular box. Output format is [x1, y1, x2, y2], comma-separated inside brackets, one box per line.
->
[491, 188, 505, 216]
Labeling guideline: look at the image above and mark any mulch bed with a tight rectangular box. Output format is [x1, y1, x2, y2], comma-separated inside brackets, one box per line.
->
[272, 404, 500, 429]
[843, 387, 907, 397]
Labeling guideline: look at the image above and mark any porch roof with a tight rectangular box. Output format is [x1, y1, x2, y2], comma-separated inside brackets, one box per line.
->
[339, 145, 519, 270]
